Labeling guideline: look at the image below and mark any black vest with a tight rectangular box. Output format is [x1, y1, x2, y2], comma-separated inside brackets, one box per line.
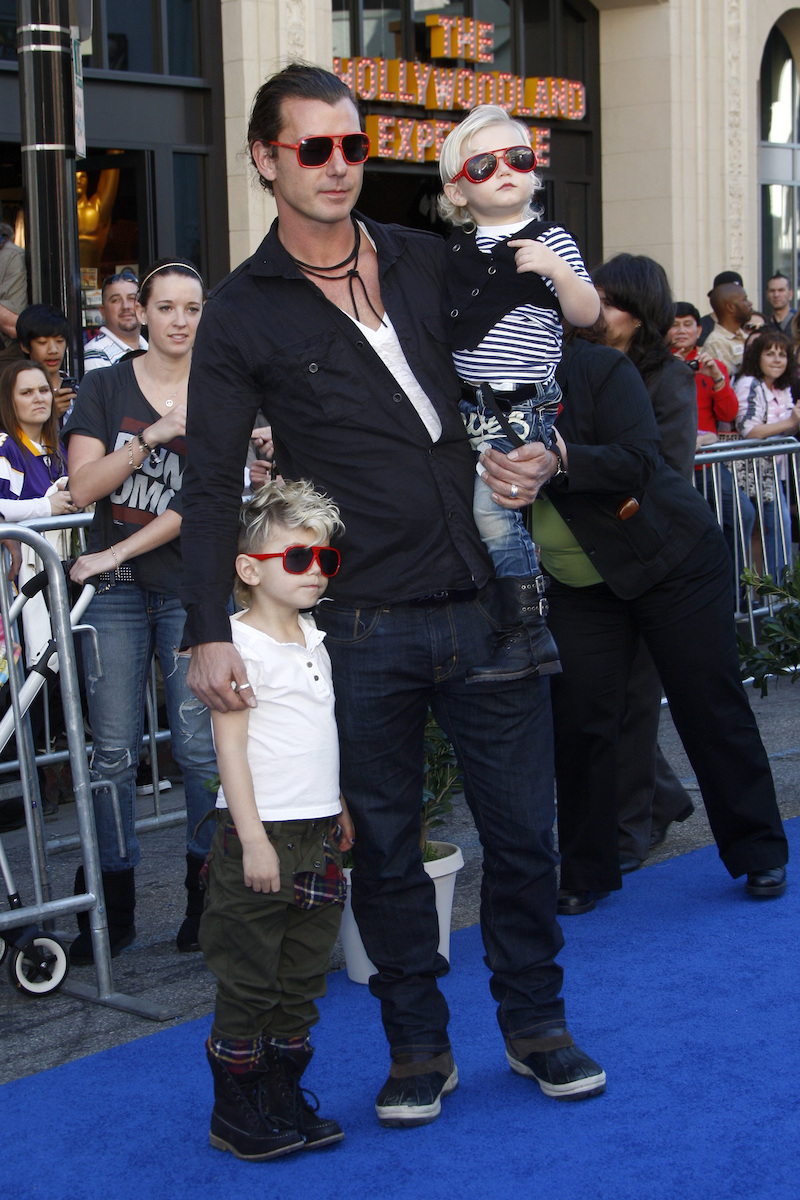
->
[443, 220, 563, 351]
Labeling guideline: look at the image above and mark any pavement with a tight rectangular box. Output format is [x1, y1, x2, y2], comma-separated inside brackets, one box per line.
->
[1, 680, 798, 1087]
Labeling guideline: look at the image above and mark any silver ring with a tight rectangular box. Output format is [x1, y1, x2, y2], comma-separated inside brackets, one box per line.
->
[238, 683, 253, 691]
[510, 483, 519, 499]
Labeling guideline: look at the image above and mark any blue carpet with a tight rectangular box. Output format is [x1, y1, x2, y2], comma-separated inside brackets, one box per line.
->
[3, 820, 798, 1200]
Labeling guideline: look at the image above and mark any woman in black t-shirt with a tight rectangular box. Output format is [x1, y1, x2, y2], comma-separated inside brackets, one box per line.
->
[63, 258, 217, 964]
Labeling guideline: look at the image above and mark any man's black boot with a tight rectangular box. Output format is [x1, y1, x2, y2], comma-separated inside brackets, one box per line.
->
[468, 573, 562, 683]
[206, 1049, 305, 1160]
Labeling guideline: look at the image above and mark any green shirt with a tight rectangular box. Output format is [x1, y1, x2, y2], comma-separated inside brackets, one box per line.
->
[530, 493, 603, 588]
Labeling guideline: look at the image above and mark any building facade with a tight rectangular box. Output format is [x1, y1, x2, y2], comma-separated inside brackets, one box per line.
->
[0, 1, 798, 317]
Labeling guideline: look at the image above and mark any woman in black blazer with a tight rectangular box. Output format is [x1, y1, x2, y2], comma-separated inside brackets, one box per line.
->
[526, 331, 788, 912]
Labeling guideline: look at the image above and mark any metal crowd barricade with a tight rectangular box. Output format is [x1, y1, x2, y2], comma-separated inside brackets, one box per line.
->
[0, 513, 185, 854]
[692, 435, 800, 641]
[0, 521, 176, 1020]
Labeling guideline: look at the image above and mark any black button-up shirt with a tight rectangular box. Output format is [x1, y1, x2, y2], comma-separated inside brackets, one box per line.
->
[181, 214, 492, 645]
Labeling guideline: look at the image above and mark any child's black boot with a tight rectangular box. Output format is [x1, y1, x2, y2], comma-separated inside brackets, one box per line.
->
[206, 1046, 305, 1160]
[264, 1042, 344, 1149]
[468, 572, 562, 683]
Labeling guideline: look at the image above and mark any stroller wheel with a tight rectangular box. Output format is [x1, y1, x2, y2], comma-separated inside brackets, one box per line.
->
[0, 934, 6, 964]
[9, 935, 69, 996]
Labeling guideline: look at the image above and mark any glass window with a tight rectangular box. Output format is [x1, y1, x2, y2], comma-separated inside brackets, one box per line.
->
[563, 2, 587, 81]
[415, 0, 466, 61]
[167, 0, 200, 77]
[523, 0, 552, 78]
[759, 29, 800, 301]
[363, 1, 402, 60]
[0, 0, 15, 62]
[761, 28, 795, 144]
[106, 0, 156, 73]
[173, 153, 207, 281]
[475, 0, 511, 73]
[761, 184, 795, 291]
[333, 0, 351, 59]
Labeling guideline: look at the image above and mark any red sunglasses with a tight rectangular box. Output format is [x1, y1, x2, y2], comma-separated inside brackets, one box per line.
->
[451, 144, 537, 185]
[245, 545, 341, 577]
[268, 133, 371, 168]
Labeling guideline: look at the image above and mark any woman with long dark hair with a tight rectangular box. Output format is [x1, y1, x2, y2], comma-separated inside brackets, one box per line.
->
[591, 254, 697, 477]
[63, 258, 218, 964]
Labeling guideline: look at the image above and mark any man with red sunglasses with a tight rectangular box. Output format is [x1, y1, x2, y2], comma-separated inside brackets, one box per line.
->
[182, 63, 604, 1135]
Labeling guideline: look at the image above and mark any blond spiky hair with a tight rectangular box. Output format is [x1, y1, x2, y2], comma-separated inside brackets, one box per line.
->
[234, 479, 344, 606]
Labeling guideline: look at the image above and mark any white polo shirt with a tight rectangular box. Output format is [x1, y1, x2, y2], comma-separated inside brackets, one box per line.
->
[215, 611, 340, 822]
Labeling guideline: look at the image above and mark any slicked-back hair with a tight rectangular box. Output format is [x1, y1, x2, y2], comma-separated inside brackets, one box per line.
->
[137, 257, 205, 307]
[247, 62, 358, 195]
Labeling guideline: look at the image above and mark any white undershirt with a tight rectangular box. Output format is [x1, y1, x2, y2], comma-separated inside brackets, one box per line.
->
[346, 311, 442, 442]
[345, 222, 442, 442]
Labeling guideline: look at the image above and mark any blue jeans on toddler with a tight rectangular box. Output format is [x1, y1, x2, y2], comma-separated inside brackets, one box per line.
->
[84, 582, 218, 873]
[460, 378, 561, 578]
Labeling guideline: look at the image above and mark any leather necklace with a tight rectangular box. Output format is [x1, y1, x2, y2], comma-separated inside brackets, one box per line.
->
[289, 218, 385, 326]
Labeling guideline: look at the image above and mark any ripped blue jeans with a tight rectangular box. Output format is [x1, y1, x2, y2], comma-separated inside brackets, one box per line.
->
[84, 584, 217, 872]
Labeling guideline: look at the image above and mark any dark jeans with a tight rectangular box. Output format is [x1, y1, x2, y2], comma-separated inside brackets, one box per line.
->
[316, 593, 564, 1057]
[547, 525, 788, 893]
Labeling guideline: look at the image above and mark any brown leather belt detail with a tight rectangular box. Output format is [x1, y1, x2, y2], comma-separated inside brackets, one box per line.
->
[509, 1031, 575, 1055]
[389, 1050, 454, 1079]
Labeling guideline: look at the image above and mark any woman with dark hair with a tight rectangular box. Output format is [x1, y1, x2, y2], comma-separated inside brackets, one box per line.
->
[62, 258, 218, 964]
[591, 253, 697, 477]
[479, 329, 789, 911]
[734, 329, 800, 579]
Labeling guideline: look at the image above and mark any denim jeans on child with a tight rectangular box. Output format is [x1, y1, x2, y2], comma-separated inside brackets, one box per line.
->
[460, 378, 561, 578]
[84, 583, 217, 872]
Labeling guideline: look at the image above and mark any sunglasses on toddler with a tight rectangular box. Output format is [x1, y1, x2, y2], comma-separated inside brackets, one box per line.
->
[451, 145, 537, 185]
[245, 545, 341, 577]
[268, 133, 371, 168]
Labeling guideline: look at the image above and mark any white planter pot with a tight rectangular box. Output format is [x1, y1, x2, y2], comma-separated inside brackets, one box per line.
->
[340, 840, 465, 985]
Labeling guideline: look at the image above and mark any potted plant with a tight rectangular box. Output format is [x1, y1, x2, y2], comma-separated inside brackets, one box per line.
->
[339, 709, 465, 984]
[738, 561, 800, 695]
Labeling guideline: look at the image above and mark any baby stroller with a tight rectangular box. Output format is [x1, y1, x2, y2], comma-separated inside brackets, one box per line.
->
[0, 831, 69, 995]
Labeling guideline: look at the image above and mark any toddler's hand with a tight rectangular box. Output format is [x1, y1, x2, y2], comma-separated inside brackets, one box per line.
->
[242, 838, 281, 893]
